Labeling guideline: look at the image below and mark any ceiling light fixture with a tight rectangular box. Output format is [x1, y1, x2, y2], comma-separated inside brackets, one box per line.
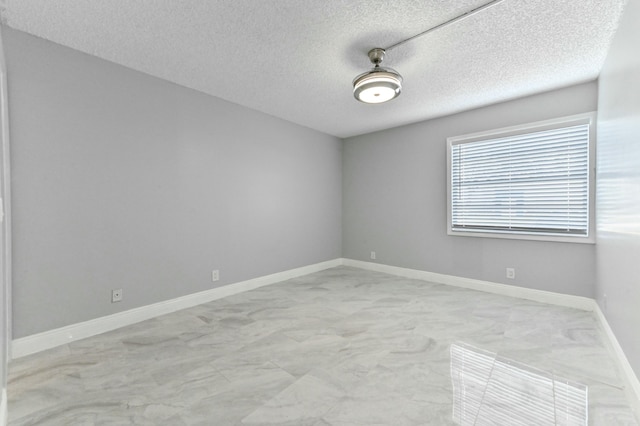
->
[353, 48, 402, 104]
[353, 0, 506, 104]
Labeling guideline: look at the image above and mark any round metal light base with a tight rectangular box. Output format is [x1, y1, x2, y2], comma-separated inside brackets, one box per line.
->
[367, 48, 386, 65]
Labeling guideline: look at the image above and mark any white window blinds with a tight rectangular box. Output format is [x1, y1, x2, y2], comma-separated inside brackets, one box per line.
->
[450, 122, 590, 237]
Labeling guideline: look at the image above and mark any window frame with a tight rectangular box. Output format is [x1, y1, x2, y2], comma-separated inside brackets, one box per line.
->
[446, 112, 596, 244]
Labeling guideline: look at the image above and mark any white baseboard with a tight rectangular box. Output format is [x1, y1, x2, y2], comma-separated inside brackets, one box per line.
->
[1, 388, 6, 426]
[593, 304, 640, 420]
[342, 258, 640, 419]
[342, 258, 594, 310]
[11, 259, 342, 359]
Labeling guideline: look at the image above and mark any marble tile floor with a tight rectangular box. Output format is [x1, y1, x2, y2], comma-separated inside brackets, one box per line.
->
[7, 266, 639, 425]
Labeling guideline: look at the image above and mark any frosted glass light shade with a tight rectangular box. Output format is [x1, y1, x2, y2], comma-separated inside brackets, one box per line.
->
[353, 68, 402, 104]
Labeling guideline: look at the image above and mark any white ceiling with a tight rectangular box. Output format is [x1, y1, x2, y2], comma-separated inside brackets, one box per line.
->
[1, 1, 628, 138]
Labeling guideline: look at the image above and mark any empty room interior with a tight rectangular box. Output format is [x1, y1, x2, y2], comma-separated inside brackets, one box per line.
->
[1, 0, 640, 425]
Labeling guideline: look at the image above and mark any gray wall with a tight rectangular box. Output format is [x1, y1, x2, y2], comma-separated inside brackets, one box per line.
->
[4, 28, 342, 338]
[343, 82, 597, 297]
[596, 0, 640, 379]
[0, 27, 7, 408]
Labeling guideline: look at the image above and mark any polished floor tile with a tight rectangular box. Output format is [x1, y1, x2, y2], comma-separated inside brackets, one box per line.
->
[7, 267, 639, 425]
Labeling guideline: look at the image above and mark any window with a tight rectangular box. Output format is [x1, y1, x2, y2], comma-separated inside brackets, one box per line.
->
[447, 113, 595, 243]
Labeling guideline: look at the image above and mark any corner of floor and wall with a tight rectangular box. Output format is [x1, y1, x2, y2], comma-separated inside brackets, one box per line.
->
[2, 0, 640, 424]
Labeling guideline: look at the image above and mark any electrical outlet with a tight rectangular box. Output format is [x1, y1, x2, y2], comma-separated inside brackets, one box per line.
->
[370, 251, 376, 260]
[506, 268, 516, 279]
[212, 270, 220, 282]
[111, 288, 123, 303]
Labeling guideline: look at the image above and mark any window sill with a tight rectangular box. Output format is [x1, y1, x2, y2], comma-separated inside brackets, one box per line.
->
[448, 229, 595, 244]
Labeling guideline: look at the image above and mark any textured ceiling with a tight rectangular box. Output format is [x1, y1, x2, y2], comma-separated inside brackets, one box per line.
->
[0, 0, 628, 138]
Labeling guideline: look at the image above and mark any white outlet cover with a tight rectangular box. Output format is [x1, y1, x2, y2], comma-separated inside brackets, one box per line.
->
[506, 268, 516, 279]
[111, 288, 123, 303]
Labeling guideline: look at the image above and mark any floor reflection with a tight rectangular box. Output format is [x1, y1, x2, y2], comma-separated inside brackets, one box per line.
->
[450, 342, 588, 425]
